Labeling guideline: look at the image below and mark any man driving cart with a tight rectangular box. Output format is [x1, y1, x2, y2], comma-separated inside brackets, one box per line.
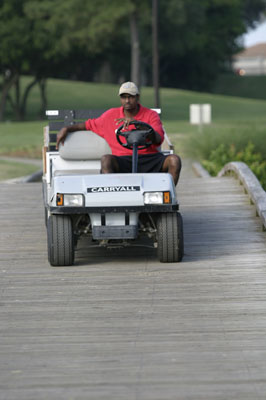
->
[56, 81, 182, 185]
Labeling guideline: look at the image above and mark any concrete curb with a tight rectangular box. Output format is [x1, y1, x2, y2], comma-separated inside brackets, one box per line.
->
[192, 162, 211, 178]
[218, 161, 266, 231]
[3, 169, 43, 184]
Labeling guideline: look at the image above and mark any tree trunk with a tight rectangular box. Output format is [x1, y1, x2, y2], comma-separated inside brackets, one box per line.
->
[38, 78, 47, 119]
[15, 77, 21, 120]
[0, 74, 44, 121]
[152, 0, 160, 108]
[130, 9, 140, 88]
[0, 72, 18, 121]
[20, 78, 38, 120]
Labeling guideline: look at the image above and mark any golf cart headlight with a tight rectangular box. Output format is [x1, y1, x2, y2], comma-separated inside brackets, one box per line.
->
[144, 191, 171, 205]
[144, 192, 163, 204]
[56, 193, 84, 207]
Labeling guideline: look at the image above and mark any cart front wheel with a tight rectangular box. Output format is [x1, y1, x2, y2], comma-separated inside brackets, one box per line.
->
[47, 215, 74, 266]
[157, 212, 184, 263]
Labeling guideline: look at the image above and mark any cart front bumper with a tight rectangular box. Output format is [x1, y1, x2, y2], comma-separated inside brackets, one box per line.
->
[49, 204, 179, 214]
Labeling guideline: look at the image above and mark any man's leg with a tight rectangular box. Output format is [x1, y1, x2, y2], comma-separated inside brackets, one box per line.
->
[161, 154, 182, 185]
[101, 154, 120, 173]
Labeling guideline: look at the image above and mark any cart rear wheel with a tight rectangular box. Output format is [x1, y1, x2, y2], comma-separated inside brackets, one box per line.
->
[157, 212, 184, 263]
[47, 215, 74, 266]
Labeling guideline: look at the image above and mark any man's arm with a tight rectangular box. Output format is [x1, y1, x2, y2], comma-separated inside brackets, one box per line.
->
[152, 130, 163, 145]
[56, 122, 86, 149]
[145, 129, 163, 145]
[148, 111, 164, 145]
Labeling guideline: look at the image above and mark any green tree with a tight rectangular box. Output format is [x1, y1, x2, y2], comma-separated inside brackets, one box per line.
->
[155, 0, 266, 90]
[0, 0, 34, 119]
[0, 0, 60, 119]
[0, 0, 136, 120]
[1, 0, 266, 120]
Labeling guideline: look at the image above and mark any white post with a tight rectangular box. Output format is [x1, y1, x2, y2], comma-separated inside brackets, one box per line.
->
[190, 104, 211, 132]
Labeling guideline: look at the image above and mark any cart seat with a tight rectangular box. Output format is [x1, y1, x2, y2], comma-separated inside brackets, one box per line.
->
[54, 130, 112, 175]
[59, 130, 111, 160]
[53, 129, 173, 176]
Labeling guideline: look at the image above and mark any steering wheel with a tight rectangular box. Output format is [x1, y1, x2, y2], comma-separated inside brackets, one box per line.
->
[116, 120, 155, 150]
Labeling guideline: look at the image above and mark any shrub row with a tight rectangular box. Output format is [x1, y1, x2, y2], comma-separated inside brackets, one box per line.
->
[187, 123, 266, 190]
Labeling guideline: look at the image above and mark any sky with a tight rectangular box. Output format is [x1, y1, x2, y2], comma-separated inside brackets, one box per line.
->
[243, 19, 266, 47]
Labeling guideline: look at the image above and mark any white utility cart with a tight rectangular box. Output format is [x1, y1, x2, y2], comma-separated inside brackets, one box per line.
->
[42, 109, 184, 266]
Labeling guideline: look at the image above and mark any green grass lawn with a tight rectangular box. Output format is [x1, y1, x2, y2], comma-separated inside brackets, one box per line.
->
[1, 77, 266, 181]
[4, 75, 266, 123]
[0, 121, 44, 157]
[0, 159, 40, 181]
[212, 74, 266, 101]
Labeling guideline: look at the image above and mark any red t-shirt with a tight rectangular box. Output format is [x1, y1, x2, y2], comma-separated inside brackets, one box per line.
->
[84, 104, 164, 156]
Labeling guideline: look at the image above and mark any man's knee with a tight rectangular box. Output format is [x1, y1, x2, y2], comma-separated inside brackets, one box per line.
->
[174, 154, 182, 172]
[164, 154, 182, 172]
[101, 154, 118, 173]
[101, 154, 112, 166]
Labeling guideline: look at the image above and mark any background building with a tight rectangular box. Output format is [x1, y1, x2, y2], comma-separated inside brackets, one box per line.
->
[233, 43, 266, 75]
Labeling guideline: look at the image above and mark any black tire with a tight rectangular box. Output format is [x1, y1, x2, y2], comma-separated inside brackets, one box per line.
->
[157, 212, 184, 263]
[47, 215, 74, 266]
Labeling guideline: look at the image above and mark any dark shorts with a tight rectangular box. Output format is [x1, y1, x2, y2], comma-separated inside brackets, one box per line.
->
[113, 153, 167, 173]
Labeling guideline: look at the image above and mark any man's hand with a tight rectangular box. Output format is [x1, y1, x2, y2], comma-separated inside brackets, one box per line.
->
[56, 127, 68, 149]
[115, 118, 160, 144]
[115, 117, 135, 129]
[56, 122, 86, 149]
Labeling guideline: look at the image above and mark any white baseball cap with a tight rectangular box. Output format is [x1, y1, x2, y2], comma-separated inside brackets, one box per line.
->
[118, 81, 139, 96]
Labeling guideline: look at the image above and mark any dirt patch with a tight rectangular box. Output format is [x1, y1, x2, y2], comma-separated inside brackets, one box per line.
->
[0, 147, 42, 159]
